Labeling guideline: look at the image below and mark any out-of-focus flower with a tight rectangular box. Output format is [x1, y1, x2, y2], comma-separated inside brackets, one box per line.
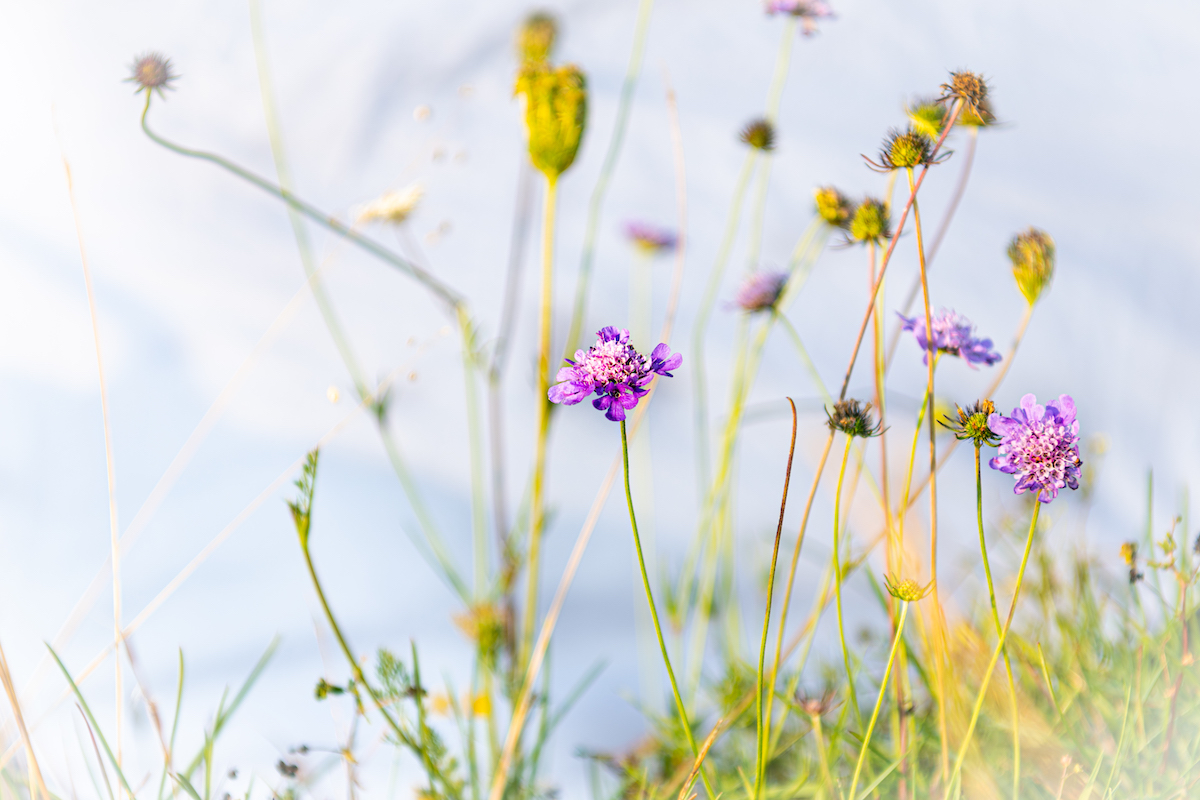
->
[884, 575, 930, 602]
[825, 399, 882, 438]
[1007, 227, 1055, 305]
[906, 97, 947, 139]
[739, 118, 776, 151]
[624, 221, 677, 255]
[127, 52, 177, 97]
[515, 63, 587, 180]
[516, 12, 558, 65]
[940, 399, 1001, 446]
[940, 70, 991, 122]
[733, 271, 788, 313]
[866, 127, 941, 172]
[796, 689, 836, 717]
[988, 393, 1082, 503]
[848, 198, 890, 245]
[898, 310, 1001, 368]
[548, 327, 681, 421]
[356, 183, 425, 225]
[814, 186, 852, 229]
[765, 1, 835, 35]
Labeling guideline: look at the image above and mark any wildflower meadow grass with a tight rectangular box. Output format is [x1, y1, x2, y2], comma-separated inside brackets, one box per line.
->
[1, 2, 1198, 800]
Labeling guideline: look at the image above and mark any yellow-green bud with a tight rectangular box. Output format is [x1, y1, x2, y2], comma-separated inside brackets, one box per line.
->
[739, 118, 776, 151]
[885, 576, 929, 602]
[905, 96, 946, 139]
[878, 127, 935, 170]
[516, 12, 557, 65]
[849, 198, 890, 245]
[515, 63, 588, 180]
[1007, 227, 1055, 305]
[814, 186, 852, 228]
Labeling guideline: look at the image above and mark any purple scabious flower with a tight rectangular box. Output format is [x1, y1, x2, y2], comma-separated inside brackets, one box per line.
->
[988, 394, 1082, 503]
[898, 309, 1001, 368]
[624, 221, 677, 255]
[548, 327, 681, 421]
[765, 0, 835, 34]
[733, 271, 788, 313]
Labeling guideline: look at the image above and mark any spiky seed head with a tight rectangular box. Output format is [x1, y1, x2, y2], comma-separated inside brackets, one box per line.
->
[879, 127, 936, 170]
[849, 198, 890, 245]
[906, 96, 947, 139]
[796, 689, 836, 718]
[515, 63, 588, 179]
[940, 399, 1000, 446]
[740, 118, 776, 151]
[516, 12, 558, 65]
[127, 52, 177, 96]
[940, 70, 990, 119]
[885, 576, 929, 602]
[814, 186, 852, 228]
[1007, 227, 1055, 305]
[825, 399, 882, 438]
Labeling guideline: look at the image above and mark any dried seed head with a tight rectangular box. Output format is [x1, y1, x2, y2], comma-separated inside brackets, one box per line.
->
[848, 198, 891, 245]
[825, 399, 882, 438]
[515, 63, 588, 179]
[796, 689, 836, 717]
[1007, 227, 1055, 305]
[813, 185, 852, 228]
[127, 52, 177, 97]
[940, 70, 991, 120]
[516, 12, 558, 65]
[740, 118, 776, 151]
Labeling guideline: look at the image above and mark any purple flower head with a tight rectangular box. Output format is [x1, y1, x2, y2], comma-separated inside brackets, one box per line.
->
[733, 271, 788, 313]
[988, 394, 1082, 503]
[898, 309, 1001, 368]
[548, 327, 682, 422]
[765, 0, 835, 34]
[624, 221, 677, 255]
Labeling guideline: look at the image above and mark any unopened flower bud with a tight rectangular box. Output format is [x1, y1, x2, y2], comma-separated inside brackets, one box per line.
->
[516, 12, 558, 65]
[814, 186, 852, 228]
[885, 576, 929, 602]
[849, 198, 890, 245]
[739, 118, 776, 151]
[905, 97, 946, 139]
[1007, 227, 1055, 305]
[871, 127, 937, 171]
[515, 63, 588, 180]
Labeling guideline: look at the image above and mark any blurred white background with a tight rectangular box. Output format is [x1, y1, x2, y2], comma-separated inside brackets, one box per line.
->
[1, 0, 1198, 796]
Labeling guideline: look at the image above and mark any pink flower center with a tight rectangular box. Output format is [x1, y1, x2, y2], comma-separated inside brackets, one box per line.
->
[580, 340, 646, 386]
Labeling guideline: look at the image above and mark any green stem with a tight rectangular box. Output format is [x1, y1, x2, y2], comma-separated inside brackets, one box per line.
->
[974, 445, 1021, 800]
[620, 421, 714, 800]
[946, 495, 1044, 798]
[562, 0, 657, 358]
[848, 601, 911, 800]
[832, 435, 863, 730]
[522, 175, 558, 672]
[810, 712, 835, 800]
[753, 401, 798, 800]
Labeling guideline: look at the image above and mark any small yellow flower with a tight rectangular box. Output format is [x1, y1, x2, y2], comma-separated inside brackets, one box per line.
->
[429, 692, 451, 716]
[471, 692, 492, 717]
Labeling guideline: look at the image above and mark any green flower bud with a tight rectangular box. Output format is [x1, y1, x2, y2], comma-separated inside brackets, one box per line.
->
[814, 185, 852, 228]
[877, 127, 936, 170]
[1007, 227, 1055, 305]
[885, 576, 929, 602]
[516, 12, 558, 65]
[940, 399, 1000, 446]
[825, 399, 882, 439]
[739, 118, 776, 151]
[849, 198, 890, 245]
[515, 63, 588, 180]
[905, 96, 946, 139]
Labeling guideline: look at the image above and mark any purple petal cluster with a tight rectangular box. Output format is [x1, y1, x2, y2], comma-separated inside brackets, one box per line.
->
[765, 0, 835, 34]
[548, 327, 682, 421]
[898, 309, 1001, 368]
[624, 221, 677, 254]
[733, 271, 788, 313]
[988, 394, 1082, 503]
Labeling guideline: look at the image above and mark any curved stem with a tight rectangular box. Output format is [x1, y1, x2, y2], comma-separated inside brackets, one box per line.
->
[562, 0, 657, 358]
[139, 93, 463, 311]
[848, 601, 911, 800]
[974, 445, 1021, 800]
[522, 176, 558, 672]
[946, 495, 1043, 798]
[620, 421, 714, 800]
[753, 400, 798, 800]
[831, 435, 862, 729]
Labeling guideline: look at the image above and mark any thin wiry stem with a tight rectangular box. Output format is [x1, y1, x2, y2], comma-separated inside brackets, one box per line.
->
[620, 421, 715, 799]
[831, 435, 863, 730]
[947, 495, 1043, 798]
[974, 445, 1022, 800]
[561, 0, 658, 358]
[753, 400, 798, 800]
[848, 601, 911, 800]
[521, 175, 559, 673]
